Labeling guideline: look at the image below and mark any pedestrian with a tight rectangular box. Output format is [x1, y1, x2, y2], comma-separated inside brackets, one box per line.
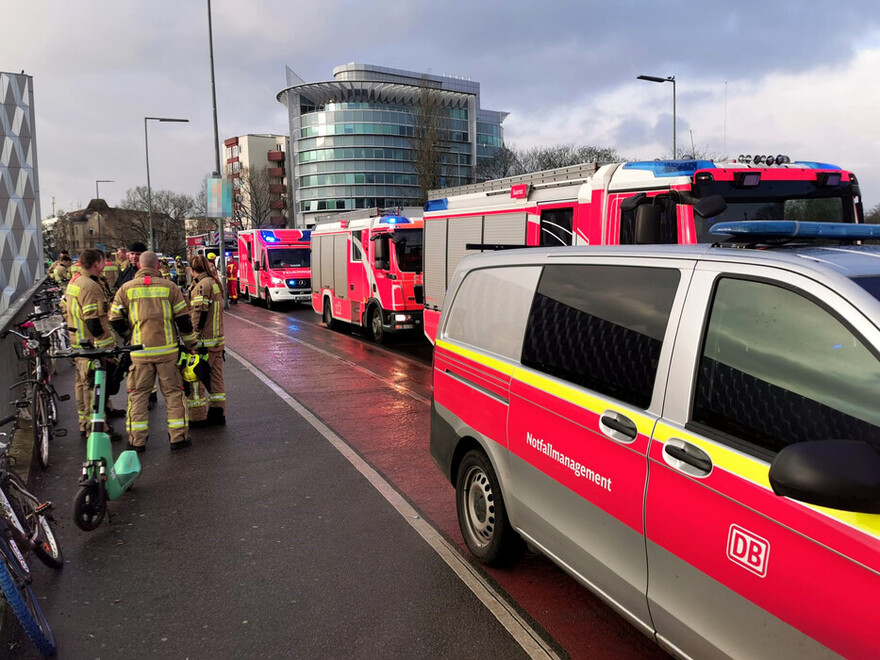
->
[64, 249, 122, 440]
[110, 251, 198, 451]
[115, 241, 145, 290]
[187, 255, 226, 427]
[226, 257, 238, 304]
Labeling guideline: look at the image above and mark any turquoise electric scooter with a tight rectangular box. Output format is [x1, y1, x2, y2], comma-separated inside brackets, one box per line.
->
[61, 344, 143, 530]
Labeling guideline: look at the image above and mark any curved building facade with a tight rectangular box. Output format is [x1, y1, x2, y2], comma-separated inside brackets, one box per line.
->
[277, 63, 507, 227]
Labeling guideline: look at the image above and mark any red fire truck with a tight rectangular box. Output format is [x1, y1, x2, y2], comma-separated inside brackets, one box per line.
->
[423, 155, 864, 342]
[310, 207, 424, 343]
[237, 228, 311, 310]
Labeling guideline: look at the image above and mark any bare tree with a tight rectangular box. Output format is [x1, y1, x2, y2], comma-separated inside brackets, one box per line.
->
[116, 186, 195, 257]
[473, 143, 523, 181]
[865, 203, 880, 225]
[517, 144, 622, 172]
[234, 166, 276, 229]
[410, 78, 445, 203]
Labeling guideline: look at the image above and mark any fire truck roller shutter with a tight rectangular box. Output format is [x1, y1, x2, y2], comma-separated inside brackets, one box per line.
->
[320, 234, 335, 292]
[333, 234, 348, 300]
[446, 216, 483, 308]
[424, 218, 447, 311]
[484, 212, 528, 246]
[310, 236, 321, 294]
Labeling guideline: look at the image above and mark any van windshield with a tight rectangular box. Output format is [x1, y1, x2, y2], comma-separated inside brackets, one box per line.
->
[267, 248, 310, 269]
[393, 228, 423, 273]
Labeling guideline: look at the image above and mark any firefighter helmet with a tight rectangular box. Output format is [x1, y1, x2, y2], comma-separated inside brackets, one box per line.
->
[178, 353, 202, 383]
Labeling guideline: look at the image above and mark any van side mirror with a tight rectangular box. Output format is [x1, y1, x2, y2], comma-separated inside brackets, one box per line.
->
[634, 205, 662, 244]
[693, 194, 727, 219]
[254, 261, 260, 270]
[769, 439, 880, 514]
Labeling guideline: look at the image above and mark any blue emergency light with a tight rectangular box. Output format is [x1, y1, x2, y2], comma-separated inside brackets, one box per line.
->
[379, 215, 411, 225]
[424, 198, 448, 211]
[622, 160, 717, 178]
[710, 221, 880, 241]
[260, 230, 279, 243]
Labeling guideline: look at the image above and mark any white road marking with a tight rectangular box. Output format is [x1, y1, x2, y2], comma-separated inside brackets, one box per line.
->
[227, 311, 431, 406]
[228, 347, 559, 660]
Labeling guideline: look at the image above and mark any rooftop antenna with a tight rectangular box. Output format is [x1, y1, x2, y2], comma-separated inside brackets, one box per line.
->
[723, 81, 728, 156]
[690, 129, 696, 158]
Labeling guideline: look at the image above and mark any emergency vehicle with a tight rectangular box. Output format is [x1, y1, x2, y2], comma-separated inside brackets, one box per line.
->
[186, 232, 236, 261]
[310, 207, 424, 343]
[431, 222, 880, 658]
[237, 228, 311, 310]
[422, 155, 864, 342]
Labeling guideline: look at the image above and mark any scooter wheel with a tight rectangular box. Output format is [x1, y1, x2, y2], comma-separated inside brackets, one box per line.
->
[73, 485, 106, 531]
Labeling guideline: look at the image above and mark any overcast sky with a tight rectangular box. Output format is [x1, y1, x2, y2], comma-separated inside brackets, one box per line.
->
[6, 1, 880, 215]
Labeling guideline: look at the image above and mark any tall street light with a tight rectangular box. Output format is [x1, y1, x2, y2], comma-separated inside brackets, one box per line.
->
[144, 116, 189, 251]
[637, 74, 676, 158]
[206, 0, 228, 308]
[95, 179, 113, 251]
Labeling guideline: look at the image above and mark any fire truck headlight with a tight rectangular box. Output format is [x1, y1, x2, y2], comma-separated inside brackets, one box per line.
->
[394, 313, 409, 322]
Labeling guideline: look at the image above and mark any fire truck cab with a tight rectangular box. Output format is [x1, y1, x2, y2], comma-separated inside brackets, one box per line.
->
[310, 207, 424, 343]
[237, 228, 311, 310]
[422, 156, 864, 342]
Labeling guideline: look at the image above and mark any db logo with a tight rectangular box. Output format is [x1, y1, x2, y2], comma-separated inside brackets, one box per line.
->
[727, 525, 770, 578]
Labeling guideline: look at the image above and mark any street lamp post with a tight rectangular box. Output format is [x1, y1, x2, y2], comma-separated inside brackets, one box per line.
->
[637, 74, 676, 159]
[144, 117, 189, 251]
[95, 179, 113, 250]
[206, 0, 229, 308]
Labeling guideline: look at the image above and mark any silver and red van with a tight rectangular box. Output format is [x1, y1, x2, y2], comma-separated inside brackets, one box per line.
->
[430, 222, 880, 658]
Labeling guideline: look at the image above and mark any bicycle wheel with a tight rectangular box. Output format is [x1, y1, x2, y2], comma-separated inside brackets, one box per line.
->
[31, 386, 50, 471]
[6, 473, 63, 570]
[0, 534, 56, 656]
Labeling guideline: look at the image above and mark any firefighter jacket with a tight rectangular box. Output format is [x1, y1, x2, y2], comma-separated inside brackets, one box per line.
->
[188, 273, 225, 350]
[49, 263, 71, 284]
[65, 275, 116, 350]
[110, 268, 197, 363]
[102, 260, 120, 289]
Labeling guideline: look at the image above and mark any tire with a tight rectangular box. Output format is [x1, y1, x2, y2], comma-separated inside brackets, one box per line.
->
[264, 289, 275, 311]
[322, 299, 336, 330]
[6, 473, 63, 570]
[368, 306, 385, 344]
[455, 449, 524, 565]
[73, 484, 106, 531]
[46, 389, 58, 427]
[0, 536, 56, 656]
[240, 283, 250, 303]
[31, 386, 50, 471]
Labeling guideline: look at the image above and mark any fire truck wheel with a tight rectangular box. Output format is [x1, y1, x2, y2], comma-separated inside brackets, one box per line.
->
[455, 449, 524, 566]
[322, 299, 336, 329]
[368, 306, 385, 343]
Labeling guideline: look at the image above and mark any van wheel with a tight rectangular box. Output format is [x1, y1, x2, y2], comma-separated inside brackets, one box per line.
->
[322, 299, 336, 329]
[368, 306, 385, 343]
[239, 282, 249, 303]
[456, 449, 524, 565]
[264, 289, 275, 311]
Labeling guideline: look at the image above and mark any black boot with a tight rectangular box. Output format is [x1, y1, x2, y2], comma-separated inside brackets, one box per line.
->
[207, 407, 226, 426]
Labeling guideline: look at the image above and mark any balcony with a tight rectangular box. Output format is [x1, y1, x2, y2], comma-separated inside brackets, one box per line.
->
[268, 167, 284, 177]
[269, 184, 286, 194]
[267, 150, 284, 162]
[271, 199, 288, 210]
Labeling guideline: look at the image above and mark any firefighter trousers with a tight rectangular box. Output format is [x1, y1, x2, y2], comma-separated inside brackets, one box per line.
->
[74, 358, 92, 432]
[127, 359, 188, 446]
[187, 349, 225, 421]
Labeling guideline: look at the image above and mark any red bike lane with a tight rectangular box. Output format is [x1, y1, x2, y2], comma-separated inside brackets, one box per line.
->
[225, 309, 663, 659]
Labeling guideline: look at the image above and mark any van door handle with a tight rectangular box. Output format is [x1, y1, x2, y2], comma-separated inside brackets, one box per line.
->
[663, 440, 713, 475]
[600, 411, 638, 443]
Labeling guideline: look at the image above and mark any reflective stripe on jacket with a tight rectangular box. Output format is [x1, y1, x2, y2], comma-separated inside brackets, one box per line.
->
[188, 273, 225, 349]
[66, 275, 116, 349]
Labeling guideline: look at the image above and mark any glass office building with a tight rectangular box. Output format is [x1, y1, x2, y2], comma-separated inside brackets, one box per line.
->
[277, 63, 507, 227]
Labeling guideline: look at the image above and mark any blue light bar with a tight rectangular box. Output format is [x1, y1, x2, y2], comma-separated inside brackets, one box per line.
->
[260, 230, 279, 243]
[301, 230, 312, 241]
[622, 160, 717, 178]
[794, 161, 842, 170]
[425, 198, 448, 211]
[379, 215, 412, 225]
[710, 221, 880, 240]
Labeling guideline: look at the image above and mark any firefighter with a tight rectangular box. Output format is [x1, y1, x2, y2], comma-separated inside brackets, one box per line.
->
[186, 255, 226, 427]
[65, 249, 122, 440]
[110, 251, 198, 451]
[102, 251, 121, 290]
[226, 256, 238, 304]
[49, 255, 73, 285]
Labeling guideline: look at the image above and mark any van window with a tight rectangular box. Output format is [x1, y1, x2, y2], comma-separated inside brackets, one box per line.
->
[443, 266, 542, 360]
[521, 265, 680, 408]
[692, 278, 880, 455]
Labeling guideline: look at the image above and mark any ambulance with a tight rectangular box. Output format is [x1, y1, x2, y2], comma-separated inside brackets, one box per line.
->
[431, 221, 880, 658]
[236, 228, 311, 310]
[422, 155, 864, 342]
[310, 207, 424, 343]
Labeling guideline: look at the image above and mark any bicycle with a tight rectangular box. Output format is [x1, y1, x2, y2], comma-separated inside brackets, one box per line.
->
[32, 286, 70, 374]
[4, 311, 70, 470]
[61, 344, 143, 531]
[0, 413, 59, 656]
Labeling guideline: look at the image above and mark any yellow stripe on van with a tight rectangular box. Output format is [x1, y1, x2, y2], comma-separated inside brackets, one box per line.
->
[514, 368, 657, 438]
[435, 339, 516, 377]
[653, 423, 880, 541]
